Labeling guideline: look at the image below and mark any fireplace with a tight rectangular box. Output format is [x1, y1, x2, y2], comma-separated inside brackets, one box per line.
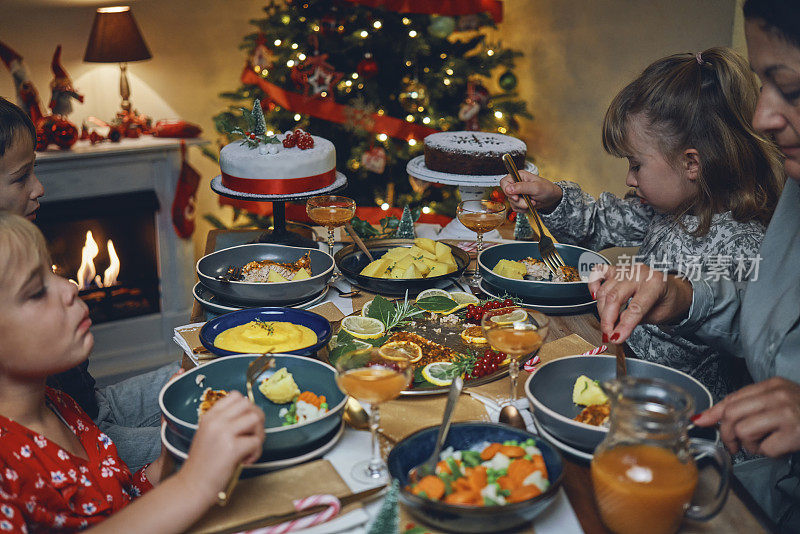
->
[38, 191, 161, 324]
[35, 137, 198, 385]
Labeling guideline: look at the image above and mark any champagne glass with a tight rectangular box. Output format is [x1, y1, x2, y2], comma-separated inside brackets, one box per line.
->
[481, 307, 549, 409]
[335, 346, 413, 483]
[456, 200, 507, 286]
[306, 195, 356, 279]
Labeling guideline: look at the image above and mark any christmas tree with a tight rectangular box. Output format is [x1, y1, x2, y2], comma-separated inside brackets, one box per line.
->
[395, 205, 416, 238]
[213, 0, 529, 215]
[514, 211, 535, 240]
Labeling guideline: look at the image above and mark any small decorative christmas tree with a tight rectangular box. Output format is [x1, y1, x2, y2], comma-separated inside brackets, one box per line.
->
[368, 480, 399, 534]
[514, 212, 536, 240]
[395, 205, 416, 239]
[251, 98, 267, 136]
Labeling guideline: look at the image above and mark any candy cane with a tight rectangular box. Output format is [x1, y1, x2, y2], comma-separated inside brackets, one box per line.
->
[250, 494, 341, 534]
[581, 345, 607, 356]
[523, 355, 540, 372]
[523, 345, 606, 373]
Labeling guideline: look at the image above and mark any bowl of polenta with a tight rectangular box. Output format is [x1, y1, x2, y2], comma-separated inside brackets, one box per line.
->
[335, 238, 469, 296]
[199, 307, 333, 358]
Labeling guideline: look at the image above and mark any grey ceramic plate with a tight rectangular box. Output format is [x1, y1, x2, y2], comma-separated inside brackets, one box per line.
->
[159, 354, 346, 457]
[192, 282, 329, 315]
[161, 420, 344, 474]
[197, 243, 334, 306]
[478, 279, 597, 315]
[525, 355, 714, 451]
[478, 242, 609, 304]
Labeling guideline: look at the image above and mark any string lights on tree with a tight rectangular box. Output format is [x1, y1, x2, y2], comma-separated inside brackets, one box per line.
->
[213, 0, 529, 215]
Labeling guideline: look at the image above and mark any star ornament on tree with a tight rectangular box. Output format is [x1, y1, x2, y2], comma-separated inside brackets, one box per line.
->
[291, 53, 342, 97]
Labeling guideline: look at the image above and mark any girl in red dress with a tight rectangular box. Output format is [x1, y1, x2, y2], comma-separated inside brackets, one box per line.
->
[0, 212, 265, 533]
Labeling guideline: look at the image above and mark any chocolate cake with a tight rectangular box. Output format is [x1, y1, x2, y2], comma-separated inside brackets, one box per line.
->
[423, 131, 526, 175]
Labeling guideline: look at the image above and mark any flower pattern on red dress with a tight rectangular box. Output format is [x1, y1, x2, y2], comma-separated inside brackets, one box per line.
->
[0, 388, 152, 532]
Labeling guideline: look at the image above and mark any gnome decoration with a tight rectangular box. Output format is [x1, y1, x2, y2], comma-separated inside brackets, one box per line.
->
[0, 39, 44, 124]
[458, 81, 489, 131]
[49, 45, 84, 118]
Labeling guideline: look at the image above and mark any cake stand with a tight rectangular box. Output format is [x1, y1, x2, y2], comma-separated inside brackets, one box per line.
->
[210, 171, 348, 249]
[406, 156, 539, 239]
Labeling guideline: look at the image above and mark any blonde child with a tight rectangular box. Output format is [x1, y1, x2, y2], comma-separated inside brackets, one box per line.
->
[0, 212, 265, 532]
[501, 47, 784, 400]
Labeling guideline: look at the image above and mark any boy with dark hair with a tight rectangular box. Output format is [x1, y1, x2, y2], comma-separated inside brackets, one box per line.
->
[0, 96, 174, 471]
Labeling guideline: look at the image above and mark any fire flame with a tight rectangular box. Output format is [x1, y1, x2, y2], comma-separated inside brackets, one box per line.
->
[103, 240, 120, 286]
[76, 231, 99, 290]
[73, 231, 120, 289]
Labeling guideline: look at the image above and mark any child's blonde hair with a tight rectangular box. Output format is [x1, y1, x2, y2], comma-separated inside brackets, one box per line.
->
[0, 211, 50, 290]
[602, 47, 785, 236]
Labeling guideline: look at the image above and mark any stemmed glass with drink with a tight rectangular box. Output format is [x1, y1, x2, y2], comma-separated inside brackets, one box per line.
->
[456, 200, 507, 286]
[481, 307, 548, 410]
[335, 346, 413, 483]
[306, 195, 356, 279]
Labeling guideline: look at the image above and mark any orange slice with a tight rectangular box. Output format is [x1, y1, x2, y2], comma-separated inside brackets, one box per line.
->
[460, 326, 488, 345]
[379, 341, 423, 363]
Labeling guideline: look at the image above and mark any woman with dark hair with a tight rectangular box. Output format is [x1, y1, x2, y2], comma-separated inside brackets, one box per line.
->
[586, 0, 800, 529]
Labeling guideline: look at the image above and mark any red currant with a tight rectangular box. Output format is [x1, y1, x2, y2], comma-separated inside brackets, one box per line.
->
[503, 299, 514, 306]
[467, 304, 476, 312]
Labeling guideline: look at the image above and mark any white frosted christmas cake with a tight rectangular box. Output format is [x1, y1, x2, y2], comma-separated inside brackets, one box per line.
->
[219, 129, 336, 195]
[423, 131, 526, 175]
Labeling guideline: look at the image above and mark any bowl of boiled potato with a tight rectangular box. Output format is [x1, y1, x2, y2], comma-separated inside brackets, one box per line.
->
[334, 238, 470, 295]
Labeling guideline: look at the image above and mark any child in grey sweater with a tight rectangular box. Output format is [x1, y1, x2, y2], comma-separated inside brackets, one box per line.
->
[501, 47, 784, 400]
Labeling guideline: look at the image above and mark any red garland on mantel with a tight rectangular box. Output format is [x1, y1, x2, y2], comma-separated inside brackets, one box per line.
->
[241, 66, 438, 141]
[341, 0, 503, 23]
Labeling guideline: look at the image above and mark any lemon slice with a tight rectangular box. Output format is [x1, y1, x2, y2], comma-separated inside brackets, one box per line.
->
[416, 288, 451, 301]
[341, 316, 386, 339]
[330, 335, 372, 351]
[449, 291, 479, 305]
[421, 362, 456, 386]
[360, 298, 375, 317]
[490, 309, 529, 324]
[460, 326, 487, 345]
[379, 341, 423, 363]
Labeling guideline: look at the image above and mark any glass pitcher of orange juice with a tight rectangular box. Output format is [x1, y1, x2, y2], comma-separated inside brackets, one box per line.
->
[590, 377, 730, 534]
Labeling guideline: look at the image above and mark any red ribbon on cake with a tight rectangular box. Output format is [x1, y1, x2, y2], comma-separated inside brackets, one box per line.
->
[341, 0, 503, 22]
[241, 67, 439, 142]
[221, 168, 336, 195]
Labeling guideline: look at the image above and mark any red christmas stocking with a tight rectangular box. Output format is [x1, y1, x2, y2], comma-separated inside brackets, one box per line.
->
[171, 141, 200, 238]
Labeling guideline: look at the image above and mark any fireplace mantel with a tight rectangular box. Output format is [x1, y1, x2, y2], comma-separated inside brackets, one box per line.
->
[36, 137, 203, 384]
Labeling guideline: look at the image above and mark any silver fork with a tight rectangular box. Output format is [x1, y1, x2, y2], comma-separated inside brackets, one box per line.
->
[216, 265, 243, 282]
[502, 154, 567, 277]
[216, 354, 275, 506]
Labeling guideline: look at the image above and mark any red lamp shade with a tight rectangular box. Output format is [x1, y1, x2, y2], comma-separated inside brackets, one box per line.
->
[83, 6, 151, 63]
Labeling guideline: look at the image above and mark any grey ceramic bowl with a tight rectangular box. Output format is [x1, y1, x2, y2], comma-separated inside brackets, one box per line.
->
[525, 355, 713, 452]
[159, 354, 346, 458]
[335, 238, 469, 296]
[477, 242, 609, 304]
[387, 422, 563, 533]
[197, 243, 333, 306]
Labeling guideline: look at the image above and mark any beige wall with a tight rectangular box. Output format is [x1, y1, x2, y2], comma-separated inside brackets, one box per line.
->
[0, 0, 738, 259]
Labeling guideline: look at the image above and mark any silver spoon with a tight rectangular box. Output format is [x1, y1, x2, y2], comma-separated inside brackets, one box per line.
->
[409, 375, 464, 482]
[343, 397, 396, 444]
[499, 403, 527, 430]
[499, 358, 527, 430]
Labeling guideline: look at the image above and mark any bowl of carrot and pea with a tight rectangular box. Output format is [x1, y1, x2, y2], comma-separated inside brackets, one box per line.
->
[387, 422, 563, 533]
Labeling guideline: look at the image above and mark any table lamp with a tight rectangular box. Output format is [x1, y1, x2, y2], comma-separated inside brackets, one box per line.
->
[83, 6, 151, 114]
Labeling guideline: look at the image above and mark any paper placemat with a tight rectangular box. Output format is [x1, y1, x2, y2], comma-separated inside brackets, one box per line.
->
[189, 459, 364, 534]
